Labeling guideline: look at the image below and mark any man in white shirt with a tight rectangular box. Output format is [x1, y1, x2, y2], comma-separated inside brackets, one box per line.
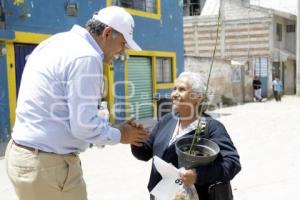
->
[5, 6, 148, 200]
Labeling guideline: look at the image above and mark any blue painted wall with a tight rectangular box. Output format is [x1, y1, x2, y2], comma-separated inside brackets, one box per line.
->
[0, 56, 10, 142]
[114, 60, 126, 122]
[4, 0, 184, 71]
[4, 0, 184, 77]
[133, 1, 184, 66]
[4, 1, 107, 33]
[0, 0, 184, 131]
[113, 1, 184, 122]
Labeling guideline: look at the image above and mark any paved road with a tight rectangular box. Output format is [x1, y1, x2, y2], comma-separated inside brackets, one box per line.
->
[1, 95, 299, 200]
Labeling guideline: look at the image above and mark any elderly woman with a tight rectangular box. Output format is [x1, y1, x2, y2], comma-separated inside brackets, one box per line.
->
[131, 72, 241, 200]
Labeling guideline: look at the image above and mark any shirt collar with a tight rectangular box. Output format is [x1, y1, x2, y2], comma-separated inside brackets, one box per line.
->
[179, 119, 199, 135]
[70, 25, 104, 60]
[168, 119, 199, 146]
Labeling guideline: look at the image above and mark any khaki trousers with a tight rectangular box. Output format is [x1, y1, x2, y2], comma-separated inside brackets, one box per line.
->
[5, 140, 87, 200]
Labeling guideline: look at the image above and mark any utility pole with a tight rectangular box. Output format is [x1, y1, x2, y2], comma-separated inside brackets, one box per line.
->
[220, 0, 225, 59]
[297, 0, 300, 95]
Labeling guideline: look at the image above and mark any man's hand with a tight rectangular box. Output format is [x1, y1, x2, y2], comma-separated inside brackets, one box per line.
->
[180, 169, 197, 187]
[126, 117, 145, 129]
[119, 119, 149, 146]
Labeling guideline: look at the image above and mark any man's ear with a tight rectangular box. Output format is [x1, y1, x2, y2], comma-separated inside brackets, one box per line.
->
[102, 27, 113, 40]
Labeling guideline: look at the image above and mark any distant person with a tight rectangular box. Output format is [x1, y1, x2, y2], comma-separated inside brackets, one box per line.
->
[252, 76, 262, 102]
[272, 76, 283, 101]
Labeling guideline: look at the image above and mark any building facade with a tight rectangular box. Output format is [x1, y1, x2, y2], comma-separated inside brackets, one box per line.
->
[0, 0, 184, 143]
[184, 0, 296, 104]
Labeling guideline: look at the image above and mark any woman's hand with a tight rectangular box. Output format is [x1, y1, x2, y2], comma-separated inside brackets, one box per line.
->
[180, 169, 197, 187]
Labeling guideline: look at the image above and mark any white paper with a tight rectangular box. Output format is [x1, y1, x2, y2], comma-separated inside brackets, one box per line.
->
[150, 156, 183, 200]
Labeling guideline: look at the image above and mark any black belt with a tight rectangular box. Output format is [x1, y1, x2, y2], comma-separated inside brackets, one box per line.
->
[12, 140, 78, 156]
[12, 140, 49, 154]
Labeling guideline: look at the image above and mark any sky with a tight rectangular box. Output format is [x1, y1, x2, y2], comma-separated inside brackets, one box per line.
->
[250, 0, 297, 15]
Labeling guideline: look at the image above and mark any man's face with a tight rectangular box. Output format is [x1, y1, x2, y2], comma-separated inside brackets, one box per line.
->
[101, 27, 126, 64]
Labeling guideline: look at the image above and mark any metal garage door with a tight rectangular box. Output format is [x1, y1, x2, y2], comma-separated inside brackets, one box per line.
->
[127, 56, 153, 119]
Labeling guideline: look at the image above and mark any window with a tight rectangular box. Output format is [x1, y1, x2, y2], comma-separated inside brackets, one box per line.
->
[231, 66, 241, 83]
[276, 23, 282, 41]
[126, 50, 176, 88]
[156, 57, 173, 83]
[286, 24, 295, 33]
[112, 0, 156, 13]
[255, 57, 268, 77]
[183, 0, 205, 16]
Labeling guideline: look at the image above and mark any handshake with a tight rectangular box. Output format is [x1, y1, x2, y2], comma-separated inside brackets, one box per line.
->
[118, 118, 150, 147]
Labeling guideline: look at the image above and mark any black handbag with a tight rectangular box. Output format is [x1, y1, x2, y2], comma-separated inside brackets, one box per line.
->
[200, 118, 234, 200]
[208, 181, 233, 200]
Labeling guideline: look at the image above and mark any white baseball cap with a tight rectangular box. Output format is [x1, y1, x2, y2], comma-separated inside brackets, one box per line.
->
[93, 6, 142, 51]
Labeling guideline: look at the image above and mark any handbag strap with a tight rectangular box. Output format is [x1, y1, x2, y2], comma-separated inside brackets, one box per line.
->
[199, 117, 209, 138]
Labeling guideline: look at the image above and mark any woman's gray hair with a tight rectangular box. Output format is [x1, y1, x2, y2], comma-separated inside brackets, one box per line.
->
[177, 71, 206, 97]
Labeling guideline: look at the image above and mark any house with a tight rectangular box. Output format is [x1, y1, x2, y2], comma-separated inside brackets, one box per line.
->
[0, 1, 184, 145]
[183, 0, 297, 104]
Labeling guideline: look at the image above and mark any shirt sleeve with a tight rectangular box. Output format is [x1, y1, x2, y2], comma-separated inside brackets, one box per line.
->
[66, 56, 121, 146]
[131, 120, 159, 161]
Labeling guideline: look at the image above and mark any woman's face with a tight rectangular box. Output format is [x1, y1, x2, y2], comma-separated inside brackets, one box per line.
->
[171, 77, 200, 115]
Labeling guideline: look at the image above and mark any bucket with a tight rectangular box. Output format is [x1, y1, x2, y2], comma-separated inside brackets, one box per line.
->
[175, 136, 220, 169]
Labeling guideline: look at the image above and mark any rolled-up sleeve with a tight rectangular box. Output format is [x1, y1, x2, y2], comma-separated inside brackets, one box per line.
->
[66, 56, 121, 146]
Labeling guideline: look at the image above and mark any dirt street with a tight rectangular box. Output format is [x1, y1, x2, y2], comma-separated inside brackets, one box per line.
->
[1, 96, 299, 200]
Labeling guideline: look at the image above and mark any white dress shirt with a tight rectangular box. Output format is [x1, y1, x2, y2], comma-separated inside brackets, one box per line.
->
[12, 25, 121, 154]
